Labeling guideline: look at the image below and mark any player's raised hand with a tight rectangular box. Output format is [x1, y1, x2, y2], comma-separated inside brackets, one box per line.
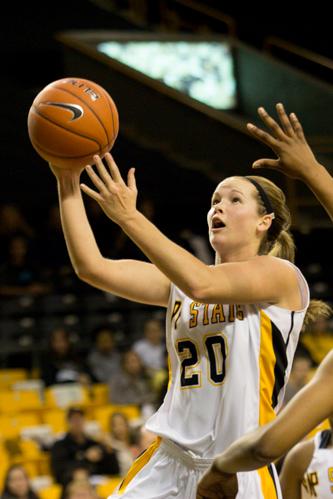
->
[197, 465, 238, 499]
[247, 103, 320, 180]
[80, 153, 138, 225]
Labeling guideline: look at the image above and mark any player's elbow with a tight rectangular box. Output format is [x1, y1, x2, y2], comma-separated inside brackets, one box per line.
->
[250, 435, 281, 464]
[75, 264, 97, 283]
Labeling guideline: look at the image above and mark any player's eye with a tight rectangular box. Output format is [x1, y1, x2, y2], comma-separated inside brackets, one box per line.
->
[231, 197, 241, 203]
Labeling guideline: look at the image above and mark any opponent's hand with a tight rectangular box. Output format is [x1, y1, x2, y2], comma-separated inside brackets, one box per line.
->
[80, 153, 137, 226]
[247, 103, 320, 180]
[197, 464, 238, 499]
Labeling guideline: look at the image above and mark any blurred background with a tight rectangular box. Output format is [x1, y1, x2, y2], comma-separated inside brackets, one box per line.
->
[0, 1, 332, 497]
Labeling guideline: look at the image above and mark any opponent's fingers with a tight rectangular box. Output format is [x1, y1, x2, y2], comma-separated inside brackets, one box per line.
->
[276, 103, 294, 137]
[247, 123, 279, 149]
[80, 183, 103, 202]
[127, 168, 137, 191]
[257, 107, 286, 140]
[105, 153, 125, 184]
[290, 112, 306, 141]
[252, 158, 280, 170]
[85, 165, 110, 194]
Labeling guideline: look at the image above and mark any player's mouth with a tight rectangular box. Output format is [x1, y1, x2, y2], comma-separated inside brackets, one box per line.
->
[211, 217, 226, 231]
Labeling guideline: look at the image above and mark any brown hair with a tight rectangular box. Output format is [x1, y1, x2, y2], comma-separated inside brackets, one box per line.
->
[246, 175, 295, 262]
[246, 175, 332, 326]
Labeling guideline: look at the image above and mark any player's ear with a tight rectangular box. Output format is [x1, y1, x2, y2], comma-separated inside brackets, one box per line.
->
[257, 214, 274, 234]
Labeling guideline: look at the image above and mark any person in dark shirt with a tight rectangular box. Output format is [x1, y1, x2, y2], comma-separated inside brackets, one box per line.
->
[50, 407, 120, 484]
[40, 327, 94, 387]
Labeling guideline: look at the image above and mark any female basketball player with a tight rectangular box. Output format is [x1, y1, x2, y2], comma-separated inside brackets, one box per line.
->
[196, 103, 333, 499]
[280, 417, 333, 499]
[49, 102, 327, 499]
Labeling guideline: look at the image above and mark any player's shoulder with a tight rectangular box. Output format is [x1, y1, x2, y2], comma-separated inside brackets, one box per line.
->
[316, 350, 333, 379]
[284, 439, 315, 474]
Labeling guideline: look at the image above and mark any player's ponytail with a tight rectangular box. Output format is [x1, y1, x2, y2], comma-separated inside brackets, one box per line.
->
[268, 229, 295, 262]
[302, 299, 332, 330]
[245, 175, 295, 262]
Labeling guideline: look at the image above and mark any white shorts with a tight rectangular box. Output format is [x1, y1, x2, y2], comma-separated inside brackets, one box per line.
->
[109, 437, 282, 499]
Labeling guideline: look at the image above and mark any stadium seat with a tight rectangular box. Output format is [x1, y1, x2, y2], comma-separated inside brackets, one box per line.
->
[91, 383, 109, 406]
[94, 405, 141, 432]
[0, 369, 27, 389]
[38, 483, 62, 499]
[0, 390, 43, 414]
[44, 384, 90, 409]
[0, 413, 41, 439]
[42, 409, 67, 434]
[96, 477, 122, 498]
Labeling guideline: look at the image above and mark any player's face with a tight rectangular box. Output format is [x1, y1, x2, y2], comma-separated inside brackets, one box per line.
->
[207, 177, 263, 258]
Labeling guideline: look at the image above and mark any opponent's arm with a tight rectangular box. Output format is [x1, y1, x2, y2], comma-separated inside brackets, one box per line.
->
[248, 102, 333, 222]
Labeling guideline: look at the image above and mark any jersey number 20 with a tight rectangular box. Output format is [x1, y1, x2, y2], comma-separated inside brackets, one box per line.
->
[176, 334, 227, 388]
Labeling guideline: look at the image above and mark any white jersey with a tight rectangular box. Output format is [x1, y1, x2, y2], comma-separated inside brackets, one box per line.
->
[302, 430, 333, 499]
[146, 260, 309, 458]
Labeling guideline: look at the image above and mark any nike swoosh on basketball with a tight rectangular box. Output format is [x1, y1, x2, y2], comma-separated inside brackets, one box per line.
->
[43, 102, 84, 121]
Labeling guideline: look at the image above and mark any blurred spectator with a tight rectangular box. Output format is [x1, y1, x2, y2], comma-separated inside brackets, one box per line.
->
[1, 464, 39, 499]
[87, 327, 120, 383]
[0, 204, 34, 247]
[301, 316, 333, 365]
[60, 465, 91, 499]
[0, 235, 51, 296]
[51, 408, 120, 485]
[39, 328, 94, 387]
[283, 350, 313, 405]
[62, 480, 98, 499]
[100, 412, 135, 475]
[133, 318, 165, 373]
[109, 350, 154, 408]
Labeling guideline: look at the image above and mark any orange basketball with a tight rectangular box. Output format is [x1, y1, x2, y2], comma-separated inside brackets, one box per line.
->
[27, 77, 119, 169]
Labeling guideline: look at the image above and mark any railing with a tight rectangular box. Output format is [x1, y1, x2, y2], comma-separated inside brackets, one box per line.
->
[263, 35, 333, 83]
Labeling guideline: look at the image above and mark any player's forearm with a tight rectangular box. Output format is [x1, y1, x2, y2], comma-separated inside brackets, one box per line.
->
[213, 429, 273, 473]
[301, 162, 333, 222]
[121, 210, 211, 299]
[57, 174, 103, 274]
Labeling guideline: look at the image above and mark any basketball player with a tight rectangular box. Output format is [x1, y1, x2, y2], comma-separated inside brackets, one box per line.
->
[279, 418, 333, 499]
[196, 103, 333, 499]
[49, 102, 327, 498]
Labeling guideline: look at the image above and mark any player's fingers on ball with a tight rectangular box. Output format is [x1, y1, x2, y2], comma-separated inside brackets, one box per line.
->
[257, 107, 285, 140]
[276, 103, 294, 136]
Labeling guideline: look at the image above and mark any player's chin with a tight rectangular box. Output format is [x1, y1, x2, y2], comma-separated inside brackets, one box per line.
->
[209, 232, 225, 250]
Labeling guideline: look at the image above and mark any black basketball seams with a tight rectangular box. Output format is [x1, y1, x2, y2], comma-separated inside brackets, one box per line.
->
[31, 106, 102, 157]
[52, 83, 111, 147]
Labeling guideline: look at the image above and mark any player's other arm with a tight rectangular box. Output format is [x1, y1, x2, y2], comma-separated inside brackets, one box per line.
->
[279, 440, 314, 499]
[54, 167, 170, 307]
[212, 350, 333, 472]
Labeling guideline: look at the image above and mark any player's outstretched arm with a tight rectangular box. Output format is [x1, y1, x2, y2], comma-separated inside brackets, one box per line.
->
[81, 154, 299, 307]
[50, 164, 170, 307]
[247, 102, 333, 222]
[196, 350, 333, 499]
